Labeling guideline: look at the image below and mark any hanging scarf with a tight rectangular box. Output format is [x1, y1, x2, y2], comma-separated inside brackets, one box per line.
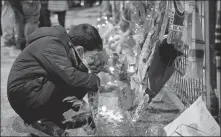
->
[167, 0, 185, 51]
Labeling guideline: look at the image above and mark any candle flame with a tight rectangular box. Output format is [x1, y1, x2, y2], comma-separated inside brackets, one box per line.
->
[109, 67, 115, 73]
[107, 81, 113, 85]
[102, 105, 107, 112]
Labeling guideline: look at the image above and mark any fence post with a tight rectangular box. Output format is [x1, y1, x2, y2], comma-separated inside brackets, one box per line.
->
[204, 1, 212, 112]
[215, 0, 221, 125]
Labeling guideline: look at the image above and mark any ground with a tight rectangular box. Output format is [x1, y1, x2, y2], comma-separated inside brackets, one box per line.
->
[1, 6, 101, 136]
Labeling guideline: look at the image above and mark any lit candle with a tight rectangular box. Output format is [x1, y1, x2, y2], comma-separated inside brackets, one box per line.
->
[114, 80, 118, 83]
[133, 50, 137, 56]
[109, 66, 115, 73]
[107, 81, 113, 85]
[127, 64, 136, 73]
[101, 105, 107, 112]
[109, 36, 113, 41]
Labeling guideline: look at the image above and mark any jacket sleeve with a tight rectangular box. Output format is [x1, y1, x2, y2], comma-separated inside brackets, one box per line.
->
[36, 41, 100, 91]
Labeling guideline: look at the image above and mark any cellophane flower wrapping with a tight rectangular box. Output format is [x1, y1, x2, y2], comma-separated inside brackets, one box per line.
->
[90, 1, 181, 135]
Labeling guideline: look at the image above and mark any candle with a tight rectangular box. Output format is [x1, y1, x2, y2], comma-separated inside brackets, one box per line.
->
[109, 66, 115, 73]
[109, 36, 113, 41]
[127, 64, 136, 73]
[101, 105, 107, 112]
[97, 24, 101, 28]
[107, 81, 113, 85]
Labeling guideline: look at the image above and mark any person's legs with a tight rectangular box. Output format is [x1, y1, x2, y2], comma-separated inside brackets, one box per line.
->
[13, 8, 25, 50]
[1, 1, 16, 47]
[10, 0, 26, 50]
[39, 7, 51, 27]
[56, 11, 66, 28]
[9, 79, 92, 136]
[21, 1, 41, 45]
[0, 1, 2, 37]
[8, 80, 62, 125]
[99, 0, 102, 5]
[9, 80, 71, 136]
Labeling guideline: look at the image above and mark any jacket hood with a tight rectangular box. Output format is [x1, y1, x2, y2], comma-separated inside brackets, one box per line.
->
[27, 25, 71, 47]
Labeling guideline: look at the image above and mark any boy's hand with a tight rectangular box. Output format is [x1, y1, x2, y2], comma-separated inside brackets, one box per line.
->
[63, 96, 84, 112]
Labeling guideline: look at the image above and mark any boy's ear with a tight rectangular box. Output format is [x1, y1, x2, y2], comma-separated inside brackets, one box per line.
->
[75, 46, 84, 59]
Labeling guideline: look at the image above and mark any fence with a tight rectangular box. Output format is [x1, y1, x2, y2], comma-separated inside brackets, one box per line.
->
[166, 1, 205, 108]
[99, 0, 218, 116]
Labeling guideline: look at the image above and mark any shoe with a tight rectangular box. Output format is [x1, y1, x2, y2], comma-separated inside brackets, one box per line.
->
[25, 119, 69, 136]
[82, 114, 96, 135]
[63, 111, 96, 134]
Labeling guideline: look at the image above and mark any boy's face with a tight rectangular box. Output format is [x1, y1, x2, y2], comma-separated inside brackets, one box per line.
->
[83, 50, 100, 65]
[75, 45, 99, 65]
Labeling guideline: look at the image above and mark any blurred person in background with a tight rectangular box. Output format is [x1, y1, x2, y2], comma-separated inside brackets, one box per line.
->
[81, 0, 102, 7]
[1, 0, 16, 47]
[102, 1, 132, 45]
[100, 1, 112, 17]
[39, 0, 51, 27]
[86, 0, 96, 7]
[48, 0, 69, 28]
[9, 0, 41, 50]
[0, 0, 2, 40]
[9, 0, 25, 50]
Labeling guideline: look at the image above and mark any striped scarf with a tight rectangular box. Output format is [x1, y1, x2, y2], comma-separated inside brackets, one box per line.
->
[215, 0, 221, 56]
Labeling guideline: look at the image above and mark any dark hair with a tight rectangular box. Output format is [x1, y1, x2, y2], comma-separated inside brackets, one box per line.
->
[68, 24, 103, 52]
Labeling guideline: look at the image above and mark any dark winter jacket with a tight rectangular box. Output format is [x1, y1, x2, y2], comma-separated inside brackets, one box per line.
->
[7, 25, 100, 104]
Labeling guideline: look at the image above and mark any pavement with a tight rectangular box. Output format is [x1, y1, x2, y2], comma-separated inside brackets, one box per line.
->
[1, 6, 101, 136]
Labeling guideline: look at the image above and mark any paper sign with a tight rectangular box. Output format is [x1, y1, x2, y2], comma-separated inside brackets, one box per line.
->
[164, 96, 220, 136]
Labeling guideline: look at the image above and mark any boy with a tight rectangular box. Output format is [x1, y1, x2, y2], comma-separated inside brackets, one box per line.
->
[7, 24, 103, 136]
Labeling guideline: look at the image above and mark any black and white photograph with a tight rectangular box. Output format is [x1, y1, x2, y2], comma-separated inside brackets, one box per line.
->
[0, 0, 220, 136]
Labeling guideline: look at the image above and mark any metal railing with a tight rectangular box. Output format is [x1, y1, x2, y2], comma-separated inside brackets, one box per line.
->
[166, 1, 205, 108]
